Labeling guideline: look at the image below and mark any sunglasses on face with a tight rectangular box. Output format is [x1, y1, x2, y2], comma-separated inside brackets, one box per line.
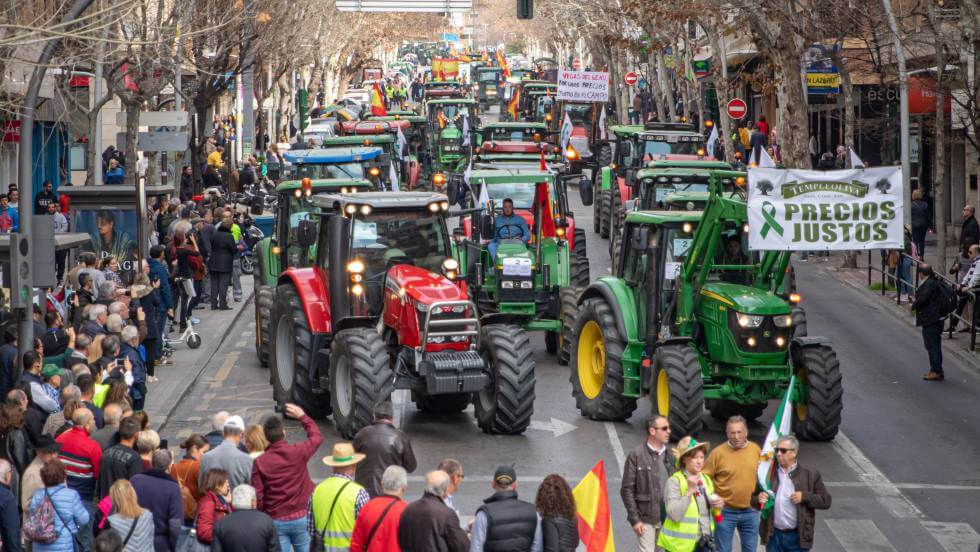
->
[776, 448, 796, 454]
[653, 426, 670, 431]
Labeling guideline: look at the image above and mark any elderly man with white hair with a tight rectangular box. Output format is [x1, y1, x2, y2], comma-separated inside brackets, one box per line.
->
[119, 325, 148, 409]
[205, 411, 230, 450]
[82, 303, 109, 338]
[398, 470, 469, 552]
[351, 465, 409, 552]
[210, 484, 280, 552]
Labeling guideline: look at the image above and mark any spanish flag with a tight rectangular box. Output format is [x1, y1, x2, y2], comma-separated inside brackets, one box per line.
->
[371, 82, 387, 117]
[506, 88, 520, 120]
[496, 49, 511, 78]
[573, 461, 615, 552]
[437, 110, 447, 129]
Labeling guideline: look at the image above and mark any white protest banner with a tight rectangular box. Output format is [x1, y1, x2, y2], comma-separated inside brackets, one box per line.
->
[557, 71, 609, 102]
[747, 167, 903, 251]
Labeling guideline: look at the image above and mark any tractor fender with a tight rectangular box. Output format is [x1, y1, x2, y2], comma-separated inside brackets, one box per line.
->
[578, 278, 639, 342]
[277, 268, 331, 334]
[599, 166, 613, 191]
[480, 312, 527, 327]
[335, 316, 377, 334]
[617, 175, 631, 202]
[789, 335, 833, 363]
[658, 336, 696, 348]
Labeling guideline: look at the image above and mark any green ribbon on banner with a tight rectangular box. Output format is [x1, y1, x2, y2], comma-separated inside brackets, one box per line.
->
[759, 201, 784, 238]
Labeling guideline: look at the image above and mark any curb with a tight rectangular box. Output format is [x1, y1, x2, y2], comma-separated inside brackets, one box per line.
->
[823, 265, 980, 375]
[156, 290, 255, 432]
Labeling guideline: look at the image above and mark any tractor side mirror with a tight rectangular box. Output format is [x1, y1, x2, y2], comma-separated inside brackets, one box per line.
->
[297, 219, 318, 248]
[479, 212, 495, 239]
[626, 169, 637, 186]
[447, 175, 463, 206]
[630, 226, 650, 251]
[453, 227, 465, 242]
[578, 177, 593, 206]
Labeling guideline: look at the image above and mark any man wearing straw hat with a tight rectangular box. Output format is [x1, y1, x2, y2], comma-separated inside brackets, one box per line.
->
[308, 442, 371, 552]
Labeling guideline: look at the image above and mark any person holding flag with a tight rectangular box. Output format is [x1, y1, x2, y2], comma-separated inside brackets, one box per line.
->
[752, 435, 831, 552]
[659, 436, 725, 552]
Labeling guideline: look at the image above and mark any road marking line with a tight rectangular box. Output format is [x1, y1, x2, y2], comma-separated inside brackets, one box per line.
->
[210, 351, 240, 389]
[604, 422, 626, 476]
[921, 521, 980, 552]
[826, 519, 897, 551]
[832, 431, 924, 519]
[234, 339, 247, 348]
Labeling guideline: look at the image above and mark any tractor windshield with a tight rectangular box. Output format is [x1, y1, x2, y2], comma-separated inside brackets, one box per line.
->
[480, 181, 536, 210]
[535, 96, 554, 119]
[479, 70, 501, 82]
[712, 225, 755, 286]
[563, 103, 593, 124]
[641, 136, 703, 157]
[294, 161, 365, 180]
[351, 210, 449, 275]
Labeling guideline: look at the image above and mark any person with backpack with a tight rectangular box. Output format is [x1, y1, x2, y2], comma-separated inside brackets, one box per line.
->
[24, 458, 90, 552]
[912, 264, 951, 381]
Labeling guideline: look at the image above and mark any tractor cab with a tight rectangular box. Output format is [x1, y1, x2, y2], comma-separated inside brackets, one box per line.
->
[475, 66, 504, 108]
[629, 161, 741, 213]
[548, 100, 611, 175]
[335, 120, 420, 189]
[516, 82, 557, 122]
[425, 99, 478, 184]
[571, 170, 838, 441]
[269, 191, 538, 439]
[631, 122, 710, 163]
[422, 80, 465, 100]
[282, 147, 389, 190]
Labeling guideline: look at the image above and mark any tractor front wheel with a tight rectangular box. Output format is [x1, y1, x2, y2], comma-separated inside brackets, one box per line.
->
[654, 344, 705, 436]
[475, 324, 536, 434]
[592, 172, 602, 233]
[599, 190, 610, 238]
[330, 327, 392, 439]
[791, 306, 808, 338]
[792, 345, 843, 441]
[597, 143, 613, 168]
[557, 287, 579, 366]
[570, 298, 637, 420]
[270, 285, 329, 419]
[573, 228, 588, 258]
[254, 284, 274, 368]
[570, 254, 591, 288]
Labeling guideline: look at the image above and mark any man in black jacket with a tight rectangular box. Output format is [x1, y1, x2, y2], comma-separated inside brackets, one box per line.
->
[397, 470, 469, 552]
[621, 415, 675, 551]
[960, 204, 980, 249]
[208, 220, 238, 310]
[213, 484, 280, 552]
[0, 459, 20, 552]
[470, 466, 540, 552]
[912, 264, 946, 381]
[352, 400, 417, 497]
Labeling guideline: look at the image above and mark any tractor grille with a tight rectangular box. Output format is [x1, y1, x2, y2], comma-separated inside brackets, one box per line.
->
[416, 305, 473, 342]
[727, 310, 792, 354]
[498, 275, 534, 302]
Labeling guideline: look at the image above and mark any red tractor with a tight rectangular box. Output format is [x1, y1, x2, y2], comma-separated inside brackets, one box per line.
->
[269, 191, 536, 438]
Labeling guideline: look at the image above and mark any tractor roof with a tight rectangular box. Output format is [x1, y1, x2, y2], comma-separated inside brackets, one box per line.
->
[321, 135, 394, 146]
[425, 80, 460, 86]
[386, 110, 420, 116]
[645, 160, 732, 171]
[520, 81, 555, 88]
[275, 178, 373, 192]
[473, 161, 564, 171]
[427, 98, 476, 105]
[609, 124, 644, 136]
[468, 168, 552, 183]
[282, 147, 382, 164]
[312, 191, 450, 211]
[480, 121, 547, 129]
[663, 191, 710, 203]
[625, 210, 702, 225]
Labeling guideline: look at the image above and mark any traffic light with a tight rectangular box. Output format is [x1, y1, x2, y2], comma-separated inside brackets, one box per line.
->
[517, 0, 533, 19]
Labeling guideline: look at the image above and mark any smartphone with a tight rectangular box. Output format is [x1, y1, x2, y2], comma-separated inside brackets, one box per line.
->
[115, 356, 127, 365]
[274, 402, 285, 414]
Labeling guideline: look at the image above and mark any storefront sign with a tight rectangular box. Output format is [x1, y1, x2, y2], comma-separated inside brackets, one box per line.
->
[747, 167, 903, 251]
[2, 120, 21, 143]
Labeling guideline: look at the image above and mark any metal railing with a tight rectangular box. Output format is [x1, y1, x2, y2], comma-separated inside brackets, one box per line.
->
[862, 250, 979, 350]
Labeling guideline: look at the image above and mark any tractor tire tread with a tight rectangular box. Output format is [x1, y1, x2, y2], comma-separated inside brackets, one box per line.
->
[558, 287, 580, 366]
[794, 345, 843, 441]
[570, 298, 637, 420]
[656, 344, 705, 436]
[330, 327, 393, 439]
[476, 324, 536, 434]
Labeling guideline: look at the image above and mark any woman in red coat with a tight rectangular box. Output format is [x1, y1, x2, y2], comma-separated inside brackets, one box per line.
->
[194, 468, 233, 545]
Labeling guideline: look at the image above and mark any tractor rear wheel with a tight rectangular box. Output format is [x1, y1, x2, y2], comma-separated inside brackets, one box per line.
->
[570, 297, 637, 420]
[599, 190, 610, 238]
[570, 254, 591, 288]
[475, 324, 536, 434]
[608, 186, 622, 258]
[597, 143, 613, 168]
[654, 344, 705, 436]
[270, 285, 329, 419]
[592, 172, 602, 233]
[573, 228, 588, 258]
[557, 287, 579, 366]
[330, 327, 392, 439]
[254, 284, 274, 368]
[791, 306, 808, 338]
[792, 345, 843, 441]
[610, 228, 623, 269]
[415, 393, 471, 413]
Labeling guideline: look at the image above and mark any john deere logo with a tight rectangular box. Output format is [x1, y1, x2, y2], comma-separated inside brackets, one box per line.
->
[781, 180, 869, 199]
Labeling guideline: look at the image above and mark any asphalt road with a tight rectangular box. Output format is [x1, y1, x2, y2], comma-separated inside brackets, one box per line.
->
[158, 112, 980, 551]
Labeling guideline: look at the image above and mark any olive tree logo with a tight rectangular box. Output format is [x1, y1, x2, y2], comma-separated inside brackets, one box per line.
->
[756, 179, 774, 196]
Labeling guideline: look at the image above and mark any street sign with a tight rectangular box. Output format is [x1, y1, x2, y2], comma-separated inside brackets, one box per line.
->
[727, 98, 747, 120]
[137, 131, 189, 152]
[115, 111, 189, 127]
[557, 71, 609, 102]
[572, 58, 581, 70]
[624, 72, 638, 86]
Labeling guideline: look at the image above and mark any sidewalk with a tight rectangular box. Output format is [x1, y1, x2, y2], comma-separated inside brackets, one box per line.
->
[145, 275, 254, 428]
[811, 243, 980, 372]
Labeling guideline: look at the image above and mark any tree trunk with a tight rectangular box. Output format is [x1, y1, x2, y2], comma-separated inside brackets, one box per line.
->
[125, 102, 141, 186]
[771, 47, 810, 168]
[647, 49, 666, 121]
[831, 45, 859, 268]
[706, 24, 734, 163]
[657, 52, 676, 120]
[934, 47, 948, 273]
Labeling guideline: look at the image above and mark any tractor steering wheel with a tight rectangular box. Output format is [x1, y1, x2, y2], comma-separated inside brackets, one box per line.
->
[495, 223, 526, 241]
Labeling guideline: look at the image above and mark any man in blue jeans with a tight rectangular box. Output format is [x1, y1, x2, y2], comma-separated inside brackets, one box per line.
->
[703, 416, 762, 552]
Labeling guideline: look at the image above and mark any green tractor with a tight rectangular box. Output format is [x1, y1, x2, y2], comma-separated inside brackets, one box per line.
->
[474, 66, 504, 110]
[569, 170, 841, 440]
[425, 98, 478, 186]
[452, 167, 589, 365]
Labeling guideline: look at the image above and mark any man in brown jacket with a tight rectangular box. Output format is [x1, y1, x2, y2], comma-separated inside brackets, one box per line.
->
[620, 415, 675, 551]
[352, 400, 417, 497]
[754, 435, 832, 551]
[397, 470, 469, 552]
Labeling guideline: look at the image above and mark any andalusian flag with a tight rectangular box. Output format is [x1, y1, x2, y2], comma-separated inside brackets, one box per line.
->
[573, 461, 614, 552]
[757, 375, 796, 520]
[370, 82, 387, 117]
[507, 88, 520, 120]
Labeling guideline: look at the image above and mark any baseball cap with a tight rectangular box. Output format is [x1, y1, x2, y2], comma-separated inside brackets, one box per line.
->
[224, 415, 245, 432]
[493, 465, 516, 486]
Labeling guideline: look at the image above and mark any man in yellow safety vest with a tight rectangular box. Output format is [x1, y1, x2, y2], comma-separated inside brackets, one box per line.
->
[308, 442, 371, 552]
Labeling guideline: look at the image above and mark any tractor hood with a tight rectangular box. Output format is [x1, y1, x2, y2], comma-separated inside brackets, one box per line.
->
[387, 264, 465, 305]
[700, 282, 789, 315]
[440, 127, 461, 140]
[493, 240, 533, 267]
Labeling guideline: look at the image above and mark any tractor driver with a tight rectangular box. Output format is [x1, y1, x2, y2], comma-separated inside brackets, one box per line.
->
[719, 235, 750, 285]
[488, 197, 531, 258]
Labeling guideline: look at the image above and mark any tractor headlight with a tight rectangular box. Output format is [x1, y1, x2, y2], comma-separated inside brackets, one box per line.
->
[351, 283, 364, 296]
[775, 336, 786, 348]
[442, 258, 459, 279]
[772, 315, 793, 328]
[360, 204, 372, 216]
[369, 166, 381, 177]
[746, 336, 757, 347]
[345, 204, 357, 215]
[501, 280, 514, 289]
[347, 259, 365, 274]
[657, 176, 669, 183]
[682, 222, 693, 233]
[736, 313, 764, 328]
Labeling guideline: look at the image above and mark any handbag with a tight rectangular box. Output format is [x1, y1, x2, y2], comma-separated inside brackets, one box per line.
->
[179, 528, 211, 552]
[121, 516, 138, 547]
[311, 480, 352, 552]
